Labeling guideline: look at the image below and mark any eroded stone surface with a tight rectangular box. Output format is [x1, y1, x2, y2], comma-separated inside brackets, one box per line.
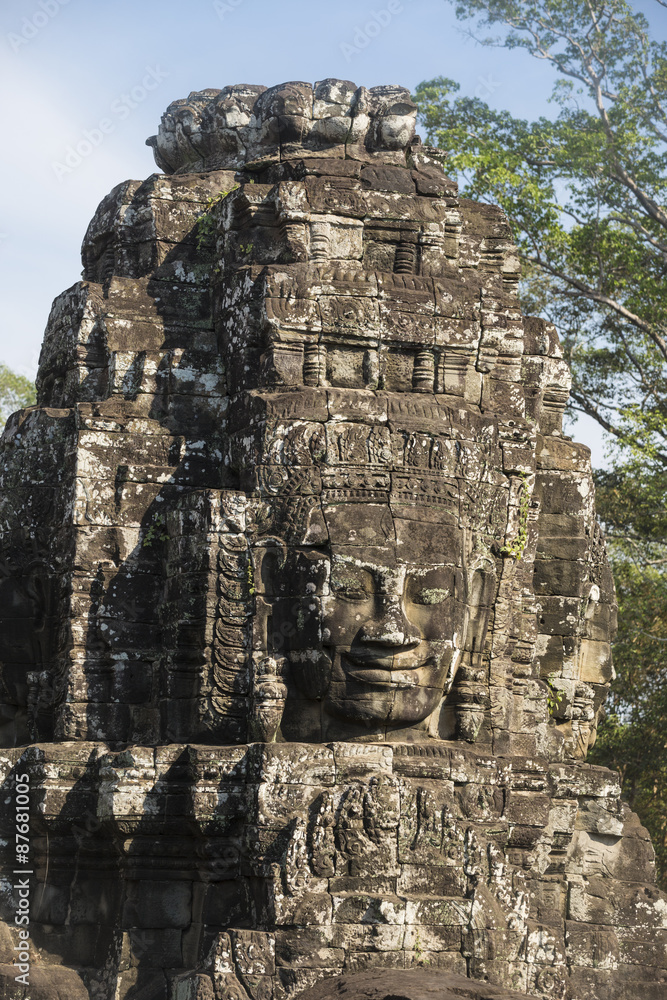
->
[0, 81, 664, 1000]
[145, 81, 419, 174]
[292, 969, 539, 1000]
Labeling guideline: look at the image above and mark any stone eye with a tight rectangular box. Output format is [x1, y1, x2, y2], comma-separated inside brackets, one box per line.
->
[412, 588, 450, 606]
[331, 576, 369, 601]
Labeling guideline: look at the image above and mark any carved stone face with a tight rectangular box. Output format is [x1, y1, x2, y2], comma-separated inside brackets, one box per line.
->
[322, 551, 467, 729]
[270, 502, 469, 741]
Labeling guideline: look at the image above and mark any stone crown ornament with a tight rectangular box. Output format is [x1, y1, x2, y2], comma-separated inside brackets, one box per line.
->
[146, 81, 419, 173]
[0, 81, 664, 1000]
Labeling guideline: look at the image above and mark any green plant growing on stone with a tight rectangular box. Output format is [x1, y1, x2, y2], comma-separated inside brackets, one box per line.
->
[196, 186, 238, 252]
[310, 437, 326, 463]
[142, 513, 169, 548]
[546, 673, 565, 716]
[413, 929, 431, 966]
[500, 472, 529, 560]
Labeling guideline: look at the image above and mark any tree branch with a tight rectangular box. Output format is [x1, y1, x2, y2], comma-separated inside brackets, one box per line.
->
[525, 252, 667, 362]
[607, 213, 667, 259]
[569, 389, 667, 463]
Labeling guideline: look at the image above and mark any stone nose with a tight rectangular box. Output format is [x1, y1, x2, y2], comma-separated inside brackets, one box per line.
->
[359, 597, 421, 649]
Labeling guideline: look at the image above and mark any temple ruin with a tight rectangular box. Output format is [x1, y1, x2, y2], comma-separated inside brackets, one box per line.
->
[0, 80, 664, 1000]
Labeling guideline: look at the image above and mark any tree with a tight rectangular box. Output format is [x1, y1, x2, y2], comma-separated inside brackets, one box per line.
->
[414, 0, 667, 469]
[414, 0, 667, 886]
[0, 364, 36, 425]
[587, 561, 667, 889]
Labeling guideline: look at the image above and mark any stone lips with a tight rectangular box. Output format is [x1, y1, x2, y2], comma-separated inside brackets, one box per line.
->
[292, 968, 541, 1000]
[0, 80, 662, 1000]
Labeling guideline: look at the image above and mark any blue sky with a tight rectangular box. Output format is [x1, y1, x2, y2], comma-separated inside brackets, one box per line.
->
[1, 0, 663, 464]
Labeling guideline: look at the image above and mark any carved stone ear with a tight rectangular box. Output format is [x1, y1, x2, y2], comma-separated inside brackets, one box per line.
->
[454, 562, 496, 743]
[466, 564, 496, 656]
[258, 545, 287, 599]
[302, 505, 328, 547]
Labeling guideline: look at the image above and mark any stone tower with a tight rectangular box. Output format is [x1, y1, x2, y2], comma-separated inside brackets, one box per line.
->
[0, 81, 664, 1000]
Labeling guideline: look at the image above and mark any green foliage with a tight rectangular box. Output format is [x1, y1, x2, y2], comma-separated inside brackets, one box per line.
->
[546, 672, 565, 715]
[414, 0, 667, 468]
[142, 513, 169, 548]
[0, 364, 36, 424]
[595, 463, 667, 543]
[589, 425, 667, 889]
[412, 927, 431, 966]
[196, 186, 239, 252]
[588, 456, 667, 888]
[589, 543, 667, 889]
